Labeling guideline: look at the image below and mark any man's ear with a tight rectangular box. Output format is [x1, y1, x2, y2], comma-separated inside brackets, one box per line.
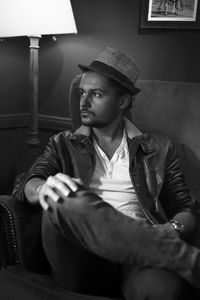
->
[119, 94, 132, 110]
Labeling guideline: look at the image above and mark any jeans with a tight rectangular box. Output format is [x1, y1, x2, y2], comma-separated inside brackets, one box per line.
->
[42, 190, 199, 299]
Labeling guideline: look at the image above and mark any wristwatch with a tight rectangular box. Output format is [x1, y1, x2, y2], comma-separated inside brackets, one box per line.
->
[170, 220, 185, 235]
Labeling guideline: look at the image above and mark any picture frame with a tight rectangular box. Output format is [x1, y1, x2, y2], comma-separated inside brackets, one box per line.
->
[139, 0, 200, 30]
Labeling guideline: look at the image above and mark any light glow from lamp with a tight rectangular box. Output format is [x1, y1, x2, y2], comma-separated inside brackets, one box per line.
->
[0, 0, 77, 37]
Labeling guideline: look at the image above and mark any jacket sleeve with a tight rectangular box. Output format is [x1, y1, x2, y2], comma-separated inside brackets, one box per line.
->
[159, 138, 197, 219]
[12, 135, 63, 201]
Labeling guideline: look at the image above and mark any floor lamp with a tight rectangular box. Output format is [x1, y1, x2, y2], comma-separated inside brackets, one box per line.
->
[0, 0, 77, 147]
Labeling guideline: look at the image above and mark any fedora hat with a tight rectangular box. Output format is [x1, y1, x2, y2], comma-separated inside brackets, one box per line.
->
[78, 47, 140, 95]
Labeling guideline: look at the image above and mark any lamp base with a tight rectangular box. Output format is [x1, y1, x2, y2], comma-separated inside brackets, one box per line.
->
[27, 131, 40, 147]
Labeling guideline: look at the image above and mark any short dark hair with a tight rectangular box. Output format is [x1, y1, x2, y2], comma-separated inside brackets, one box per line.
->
[107, 77, 135, 110]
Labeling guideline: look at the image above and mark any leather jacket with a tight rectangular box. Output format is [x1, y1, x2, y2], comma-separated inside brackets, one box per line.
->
[13, 119, 195, 225]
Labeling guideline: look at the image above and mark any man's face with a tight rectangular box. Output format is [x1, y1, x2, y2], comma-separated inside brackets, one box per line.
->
[79, 72, 122, 128]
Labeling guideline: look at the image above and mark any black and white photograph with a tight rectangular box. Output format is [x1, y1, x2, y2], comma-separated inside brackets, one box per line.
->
[148, 0, 198, 21]
[0, 0, 200, 299]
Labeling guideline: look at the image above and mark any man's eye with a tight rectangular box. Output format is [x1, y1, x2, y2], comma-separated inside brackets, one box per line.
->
[93, 92, 102, 98]
[79, 90, 85, 97]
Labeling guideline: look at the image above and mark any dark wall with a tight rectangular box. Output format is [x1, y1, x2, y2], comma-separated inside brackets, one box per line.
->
[0, 0, 199, 117]
[0, 128, 55, 194]
[0, 0, 200, 193]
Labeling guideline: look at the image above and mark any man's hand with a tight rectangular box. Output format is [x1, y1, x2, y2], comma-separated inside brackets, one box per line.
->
[37, 173, 83, 210]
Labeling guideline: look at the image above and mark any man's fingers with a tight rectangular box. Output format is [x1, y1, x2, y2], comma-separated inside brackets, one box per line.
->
[47, 175, 71, 197]
[38, 183, 59, 209]
[37, 174, 84, 210]
[44, 181, 60, 201]
[73, 178, 83, 186]
[39, 196, 49, 210]
[55, 173, 79, 192]
[36, 184, 49, 210]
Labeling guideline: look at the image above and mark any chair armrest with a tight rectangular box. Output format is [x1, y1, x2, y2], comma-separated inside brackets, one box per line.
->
[0, 195, 50, 273]
[0, 195, 22, 267]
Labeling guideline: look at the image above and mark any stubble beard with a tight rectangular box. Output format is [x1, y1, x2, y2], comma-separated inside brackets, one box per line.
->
[81, 116, 108, 128]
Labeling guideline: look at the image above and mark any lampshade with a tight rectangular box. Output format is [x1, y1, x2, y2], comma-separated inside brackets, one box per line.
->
[0, 0, 77, 37]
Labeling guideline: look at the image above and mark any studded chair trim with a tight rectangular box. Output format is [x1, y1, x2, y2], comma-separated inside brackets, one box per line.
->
[0, 201, 22, 267]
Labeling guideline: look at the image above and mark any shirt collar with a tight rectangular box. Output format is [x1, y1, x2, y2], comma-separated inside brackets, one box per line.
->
[124, 118, 143, 139]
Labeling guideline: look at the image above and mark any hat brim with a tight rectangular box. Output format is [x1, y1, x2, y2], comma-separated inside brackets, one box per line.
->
[78, 61, 140, 96]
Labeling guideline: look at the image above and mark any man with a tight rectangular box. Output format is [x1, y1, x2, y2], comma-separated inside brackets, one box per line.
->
[14, 47, 200, 300]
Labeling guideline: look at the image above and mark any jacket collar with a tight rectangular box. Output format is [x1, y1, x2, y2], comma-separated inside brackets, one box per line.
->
[73, 117, 142, 137]
[71, 118, 155, 154]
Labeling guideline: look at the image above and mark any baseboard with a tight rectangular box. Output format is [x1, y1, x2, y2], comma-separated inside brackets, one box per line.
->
[0, 113, 72, 131]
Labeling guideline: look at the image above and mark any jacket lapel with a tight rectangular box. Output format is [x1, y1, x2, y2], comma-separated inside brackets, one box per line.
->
[129, 136, 168, 224]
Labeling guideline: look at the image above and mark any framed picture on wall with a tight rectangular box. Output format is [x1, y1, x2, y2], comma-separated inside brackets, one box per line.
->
[140, 0, 200, 30]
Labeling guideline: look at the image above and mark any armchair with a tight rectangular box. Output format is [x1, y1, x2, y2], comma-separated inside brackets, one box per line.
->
[0, 75, 200, 299]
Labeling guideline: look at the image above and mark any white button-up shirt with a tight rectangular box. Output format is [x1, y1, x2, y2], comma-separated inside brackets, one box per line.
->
[89, 128, 146, 221]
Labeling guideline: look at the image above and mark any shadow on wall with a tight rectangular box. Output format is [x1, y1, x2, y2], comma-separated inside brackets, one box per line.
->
[39, 37, 65, 109]
[38, 35, 106, 117]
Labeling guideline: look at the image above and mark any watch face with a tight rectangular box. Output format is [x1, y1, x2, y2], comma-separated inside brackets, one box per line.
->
[171, 220, 184, 233]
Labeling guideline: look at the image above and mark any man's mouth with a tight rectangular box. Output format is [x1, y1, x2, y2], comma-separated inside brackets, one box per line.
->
[81, 110, 91, 115]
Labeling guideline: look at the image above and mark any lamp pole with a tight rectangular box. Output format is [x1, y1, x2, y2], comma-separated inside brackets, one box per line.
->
[26, 35, 41, 147]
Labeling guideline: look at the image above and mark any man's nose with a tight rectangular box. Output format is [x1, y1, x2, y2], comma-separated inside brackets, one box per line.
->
[80, 93, 91, 107]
